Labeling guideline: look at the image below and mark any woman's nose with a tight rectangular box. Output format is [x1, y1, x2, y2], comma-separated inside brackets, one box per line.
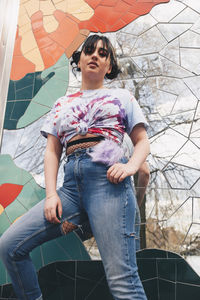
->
[91, 49, 98, 59]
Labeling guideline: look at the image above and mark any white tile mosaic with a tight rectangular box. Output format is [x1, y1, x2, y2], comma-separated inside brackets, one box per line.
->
[180, 48, 200, 75]
[150, 0, 185, 22]
[159, 38, 180, 64]
[157, 23, 192, 42]
[183, 76, 200, 99]
[171, 6, 200, 23]
[180, 30, 200, 47]
[178, 0, 200, 13]
[131, 27, 167, 55]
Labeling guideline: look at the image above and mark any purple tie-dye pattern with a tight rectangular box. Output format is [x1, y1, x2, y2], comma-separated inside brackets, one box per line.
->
[41, 88, 148, 147]
[89, 139, 124, 166]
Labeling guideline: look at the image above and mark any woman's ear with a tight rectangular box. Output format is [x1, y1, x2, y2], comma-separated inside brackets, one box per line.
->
[106, 64, 112, 75]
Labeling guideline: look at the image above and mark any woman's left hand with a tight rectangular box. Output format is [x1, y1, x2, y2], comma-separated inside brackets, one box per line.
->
[107, 162, 136, 184]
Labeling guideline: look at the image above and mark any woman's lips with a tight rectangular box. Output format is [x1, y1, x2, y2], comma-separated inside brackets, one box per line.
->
[88, 62, 98, 67]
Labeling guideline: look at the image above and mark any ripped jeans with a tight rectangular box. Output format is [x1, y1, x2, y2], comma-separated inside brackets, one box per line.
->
[0, 148, 147, 300]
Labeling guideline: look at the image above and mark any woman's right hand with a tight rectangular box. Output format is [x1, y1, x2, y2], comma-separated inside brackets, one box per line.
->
[44, 193, 62, 224]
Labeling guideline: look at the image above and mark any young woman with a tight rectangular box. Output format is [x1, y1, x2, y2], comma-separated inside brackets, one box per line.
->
[0, 34, 149, 300]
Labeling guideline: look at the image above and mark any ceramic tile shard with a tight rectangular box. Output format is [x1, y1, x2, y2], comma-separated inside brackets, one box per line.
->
[160, 56, 193, 78]
[178, 0, 200, 14]
[132, 54, 162, 77]
[170, 7, 200, 23]
[191, 17, 200, 34]
[159, 38, 180, 65]
[180, 48, 200, 75]
[131, 27, 167, 55]
[150, 0, 185, 22]
[157, 23, 192, 42]
[183, 76, 200, 100]
[180, 30, 200, 48]
[121, 14, 157, 36]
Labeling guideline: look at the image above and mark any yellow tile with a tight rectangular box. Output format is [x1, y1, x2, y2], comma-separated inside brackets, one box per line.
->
[40, 0, 55, 16]
[25, 47, 44, 71]
[19, 22, 32, 36]
[20, 0, 30, 4]
[52, 0, 63, 4]
[21, 30, 38, 54]
[19, 4, 27, 17]
[18, 12, 30, 27]
[24, 0, 39, 18]
[43, 15, 59, 33]
[0, 204, 4, 215]
[55, 1, 68, 13]
[67, 0, 94, 21]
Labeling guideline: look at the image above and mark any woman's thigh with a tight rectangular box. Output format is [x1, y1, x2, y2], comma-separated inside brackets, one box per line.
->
[0, 187, 84, 260]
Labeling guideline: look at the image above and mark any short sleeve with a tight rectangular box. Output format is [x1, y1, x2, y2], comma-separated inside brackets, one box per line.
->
[40, 98, 61, 139]
[125, 91, 148, 135]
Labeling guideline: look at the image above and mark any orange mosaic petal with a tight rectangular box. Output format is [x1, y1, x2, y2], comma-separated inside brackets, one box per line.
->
[49, 12, 80, 49]
[79, 0, 170, 32]
[84, 0, 102, 9]
[0, 184, 23, 209]
[129, 3, 155, 15]
[10, 28, 35, 80]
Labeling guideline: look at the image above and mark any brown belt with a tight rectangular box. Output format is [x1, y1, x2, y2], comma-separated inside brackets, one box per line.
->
[66, 136, 104, 155]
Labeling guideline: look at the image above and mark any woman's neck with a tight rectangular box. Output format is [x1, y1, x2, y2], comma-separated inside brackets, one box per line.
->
[80, 76, 105, 90]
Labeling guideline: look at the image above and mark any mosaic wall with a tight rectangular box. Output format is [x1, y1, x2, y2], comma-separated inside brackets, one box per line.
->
[1, 0, 200, 290]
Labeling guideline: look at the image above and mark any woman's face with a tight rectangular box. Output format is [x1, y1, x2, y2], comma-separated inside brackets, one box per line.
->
[78, 40, 112, 84]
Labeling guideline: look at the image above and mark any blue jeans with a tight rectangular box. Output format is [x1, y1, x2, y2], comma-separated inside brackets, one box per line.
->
[135, 201, 141, 252]
[0, 148, 147, 300]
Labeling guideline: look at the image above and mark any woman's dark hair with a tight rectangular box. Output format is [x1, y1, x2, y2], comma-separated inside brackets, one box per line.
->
[71, 34, 121, 80]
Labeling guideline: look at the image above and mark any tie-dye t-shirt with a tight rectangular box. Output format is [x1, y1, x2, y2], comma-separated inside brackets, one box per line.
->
[41, 88, 148, 148]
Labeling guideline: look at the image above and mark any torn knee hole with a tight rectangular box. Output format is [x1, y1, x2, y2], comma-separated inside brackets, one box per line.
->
[62, 221, 78, 235]
[129, 233, 135, 237]
[126, 232, 136, 237]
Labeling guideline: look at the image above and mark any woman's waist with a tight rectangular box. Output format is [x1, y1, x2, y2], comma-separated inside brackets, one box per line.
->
[66, 134, 105, 155]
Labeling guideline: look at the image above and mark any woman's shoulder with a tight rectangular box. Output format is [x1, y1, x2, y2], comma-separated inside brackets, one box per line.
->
[107, 88, 135, 102]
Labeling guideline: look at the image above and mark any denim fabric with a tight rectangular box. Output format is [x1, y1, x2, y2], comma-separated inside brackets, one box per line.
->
[135, 201, 141, 252]
[0, 148, 147, 300]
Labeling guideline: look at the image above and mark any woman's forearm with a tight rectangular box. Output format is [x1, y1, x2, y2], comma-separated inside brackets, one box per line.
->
[44, 135, 63, 197]
[44, 150, 60, 196]
[127, 137, 150, 175]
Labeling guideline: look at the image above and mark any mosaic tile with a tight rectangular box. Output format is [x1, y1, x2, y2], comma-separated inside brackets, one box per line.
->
[192, 17, 200, 35]
[79, 0, 170, 32]
[23, 0, 39, 18]
[122, 13, 157, 36]
[66, 0, 94, 21]
[160, 56, 193, 77]
[0, 212, 11, 236]
[4, 199, 27, 223]
[16, 181, 42, 210]
[160, 38, 180, 64]
[157, 23, 192, 42]
[172, 140, 200, 168]
[18, 11, 30, 27]
[40, 0, 55, 16]
[43, 15, 59, 33]
[150, 0, 185, 22]
[171, 89, 197, 114]
[183, 76, 200, 99]
[131, 27, 167, 55]
[171, 6, 200, 23]
[158, 279, 176, 300]
[132, 54, 162, 77]
[179, 0, 200, 13]
[180, 48, 200, 75]
[180, 30, 200, 48]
